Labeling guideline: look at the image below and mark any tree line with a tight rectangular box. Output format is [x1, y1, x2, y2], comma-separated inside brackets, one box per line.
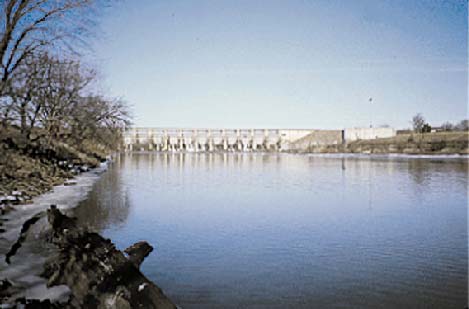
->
[412, 113, 468, 133]
[0, 0, 130, 152]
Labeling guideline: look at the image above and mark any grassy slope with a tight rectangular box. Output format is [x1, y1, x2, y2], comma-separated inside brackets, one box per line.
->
[295, 131, 469, 154]
[347, 132, 469, 154]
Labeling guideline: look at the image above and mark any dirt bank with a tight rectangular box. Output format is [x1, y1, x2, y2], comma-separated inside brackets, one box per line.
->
[0, 128, 177, 307]
[0, 127, 109, 208]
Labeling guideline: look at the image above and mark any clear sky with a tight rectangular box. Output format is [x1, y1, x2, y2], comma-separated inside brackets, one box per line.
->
[91, 0, 468, 129]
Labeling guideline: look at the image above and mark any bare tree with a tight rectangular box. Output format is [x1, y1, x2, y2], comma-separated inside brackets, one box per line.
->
[455, 119, 469, 131]
[69, 95, 131, 149]
[34, 56, 95, 143]
[441, 121, 453, 131]
[6, 53, 92, 136]
[412, 113, 425, 133]
[0, 0, 96, 94]
[0, 1, 130, 153]
[4, 53, 47, 132]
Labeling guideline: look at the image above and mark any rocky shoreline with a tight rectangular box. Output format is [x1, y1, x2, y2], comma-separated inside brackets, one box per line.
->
[1, 206, 176, 308]
[0, 130, 104, 210]
[0, 165, 178, 308]
[0, 130, 177, 308]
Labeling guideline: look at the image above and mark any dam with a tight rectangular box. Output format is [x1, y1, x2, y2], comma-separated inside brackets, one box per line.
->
[123, 128, 344, 152]
[123, 127, 396, 152]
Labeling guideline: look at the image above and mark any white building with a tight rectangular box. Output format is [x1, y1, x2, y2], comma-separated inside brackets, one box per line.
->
[344, 127, 396, 142]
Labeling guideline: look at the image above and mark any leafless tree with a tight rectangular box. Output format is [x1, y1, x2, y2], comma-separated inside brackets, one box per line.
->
[0, 0, 96, 95]
[412, 113, 425, 133]
[455, 119, 468, 131]
[69, 95, 131, 149]
[0, 1, 130, 152]
[441, 121, 453, 131]
[3, 53, 48, 133]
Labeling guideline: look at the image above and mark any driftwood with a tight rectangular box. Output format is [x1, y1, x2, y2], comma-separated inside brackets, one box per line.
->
[124, 241, 154, 269]
[40, 205, 176, 308]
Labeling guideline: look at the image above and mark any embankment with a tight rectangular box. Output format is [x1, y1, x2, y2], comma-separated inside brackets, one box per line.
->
[0, 127, 109, 206]
[0, 127, 176, 307]
[293, 131, 469, 155]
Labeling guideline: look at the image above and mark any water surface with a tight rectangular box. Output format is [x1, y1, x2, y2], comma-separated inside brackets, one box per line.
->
[74, 153, 468, 308]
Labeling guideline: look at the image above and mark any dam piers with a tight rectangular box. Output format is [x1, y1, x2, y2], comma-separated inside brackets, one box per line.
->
[123, 127, 396, 152]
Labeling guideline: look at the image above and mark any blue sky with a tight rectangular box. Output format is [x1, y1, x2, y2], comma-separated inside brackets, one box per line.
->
[91, 0, 467, 129]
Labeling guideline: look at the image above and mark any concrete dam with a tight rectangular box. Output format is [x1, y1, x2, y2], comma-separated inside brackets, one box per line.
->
[123, 127, 396, 152]
[123, 128, 355, 152]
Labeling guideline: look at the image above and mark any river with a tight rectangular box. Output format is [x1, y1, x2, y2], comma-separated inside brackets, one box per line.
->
[73, 152, 468, 308]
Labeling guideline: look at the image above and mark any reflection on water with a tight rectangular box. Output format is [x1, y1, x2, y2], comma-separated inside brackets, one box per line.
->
[74, 153, 468, 309]
[74, 157, 131, 231]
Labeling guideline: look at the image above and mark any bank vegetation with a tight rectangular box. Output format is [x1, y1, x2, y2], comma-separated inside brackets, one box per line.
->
[295, 131, 469, 155]
[0, 0, 130, 202]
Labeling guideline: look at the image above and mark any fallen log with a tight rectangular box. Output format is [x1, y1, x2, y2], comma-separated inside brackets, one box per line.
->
[124, 241, 154, 269]
[41, 205, 176, 308]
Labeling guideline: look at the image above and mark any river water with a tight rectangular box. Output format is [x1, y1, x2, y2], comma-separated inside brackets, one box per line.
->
[74, 153, 468, 308]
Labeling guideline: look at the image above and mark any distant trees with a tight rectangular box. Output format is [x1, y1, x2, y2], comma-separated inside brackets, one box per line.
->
[411, 114, 468, 134]
[439, 120, 468, 132]
[455, 119, 469, 131]
[411, 113, 431, 134]
[422, 123, 431, 133]
[412, 113, 426, 133]
[441, 121, 454, 131]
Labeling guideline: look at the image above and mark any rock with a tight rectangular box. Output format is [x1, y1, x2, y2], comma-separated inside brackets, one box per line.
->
[11, 190, 22, 196]
[42, 206, 176, 308]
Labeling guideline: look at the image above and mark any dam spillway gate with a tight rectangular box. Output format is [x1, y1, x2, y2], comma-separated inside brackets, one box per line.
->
[123, 128, 335, 152]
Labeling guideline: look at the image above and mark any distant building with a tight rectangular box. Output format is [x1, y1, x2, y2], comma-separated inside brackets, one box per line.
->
[430, 127, 444, 133]
[344, 127, 396, 142]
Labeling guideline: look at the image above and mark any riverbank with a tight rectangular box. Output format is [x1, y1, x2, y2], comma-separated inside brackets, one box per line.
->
[0, 205, 176, 307]
[0, 127, 110, 207]
[0, 128, 177, 307]
[292, 131, 469, 155]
